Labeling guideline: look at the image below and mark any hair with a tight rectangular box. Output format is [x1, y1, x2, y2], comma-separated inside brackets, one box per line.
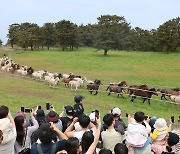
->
[81, 130, 94, 153]
[134, 111, 145, 123]
[99, 148, 112, 154]
[14, 116, 25, 145]
[79, 115, 90, 128]
[0, 105, 9, 119]
[38, 123, 54, 144]
[103, 114, 114, 127]
[0, 130, 3, 144]
[64, 137, 79, 154]
[114, 143, 128, 154]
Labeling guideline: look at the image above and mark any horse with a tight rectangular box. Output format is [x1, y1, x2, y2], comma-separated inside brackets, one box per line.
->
[106, 83, 124, 98]
[107, 80, 128, 94]
[87, 79, 102, 95]
[130, 88, 158, 105]
[128, 84, 149, 96]
[158, 88, 180, 100]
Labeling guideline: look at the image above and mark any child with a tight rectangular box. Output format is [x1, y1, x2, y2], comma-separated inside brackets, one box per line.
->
[73, 95, 85, 117]
[126, 111, 152, 148]
[150, 118, 171, 145]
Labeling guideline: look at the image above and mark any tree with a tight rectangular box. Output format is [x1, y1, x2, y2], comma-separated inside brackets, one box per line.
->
[7, 23, 20, 48]
[55, 20, 80, 51]
[41, 23, 56, 50]
[0, 39, 2, 46]
[155, 17, 180, 52]
[130, 27, 155, 51]
[95, 15, 131, 55]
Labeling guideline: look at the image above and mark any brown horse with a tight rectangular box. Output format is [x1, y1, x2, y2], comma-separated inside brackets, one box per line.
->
[130, 87, 158, 105]
[87, 79, 102, 95]
[128, 84, 149, 96]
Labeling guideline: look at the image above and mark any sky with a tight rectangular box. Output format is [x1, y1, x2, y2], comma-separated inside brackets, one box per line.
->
[0, 0, 179, 44]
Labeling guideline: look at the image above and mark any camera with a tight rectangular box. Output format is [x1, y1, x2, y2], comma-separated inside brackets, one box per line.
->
[171, 116, 174, 123]
[24, 108, 32, 113]
[46, 103, 50, 110]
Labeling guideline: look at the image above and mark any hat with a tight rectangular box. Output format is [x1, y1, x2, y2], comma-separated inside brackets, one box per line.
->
[65, 106, 73, 114]
[151, 116, 157, 120]
[0, 118, 15, 144]
[16, 112, 26, 119]
[154, 118, 167, 131]
[112, 107, 121, 116]
[46, 111, 59, 123]
[168, 132, 179, 146]
[89, 112, 96, 122]
[74, 95, 85, 103]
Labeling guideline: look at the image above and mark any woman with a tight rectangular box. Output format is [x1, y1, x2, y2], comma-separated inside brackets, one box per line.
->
[14, 109, 39, 154]
[152, 132, 179, 154]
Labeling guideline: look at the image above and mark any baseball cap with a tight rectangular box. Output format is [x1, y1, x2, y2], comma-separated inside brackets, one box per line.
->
[65, 106, 73, 114]
[74, 95, 85, 103]
[112, 107, 121, 116]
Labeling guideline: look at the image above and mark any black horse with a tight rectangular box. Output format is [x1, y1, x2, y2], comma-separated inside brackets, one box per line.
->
[87, 79, 102, 95]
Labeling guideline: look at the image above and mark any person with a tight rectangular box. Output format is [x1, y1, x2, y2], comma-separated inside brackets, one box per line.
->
[73, 95, 85, 117]
[46, 109, 63, 131]
[150, 118, 172, 145]
[99, 148, 112, 154]
[60, 106, 74, 132]
[81, 114, 101, 154]
[172, 126, 180, 153]
[34, 106, 46, 126]
[31, 122, 67, 154]
[152, 132, 179, 154]
[14, 109, 39, 154]
[125, 111, 152, 153]
[101, 113, 125, 153]
[114, 143, 128, 154]
[65, 115, 96, 142]
[111, 107, 126, 135]
[0, 108, 17, 154]
[64, 137, 80, 154]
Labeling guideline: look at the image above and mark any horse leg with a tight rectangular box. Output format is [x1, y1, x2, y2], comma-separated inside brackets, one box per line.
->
[143, 98, 146, 103]
[148, 99, 150, 105]
[120, 94, 124, 99]
[108, 92, 111, 96]
[94, 90, 98, 95]
[130, 96, 134, 102]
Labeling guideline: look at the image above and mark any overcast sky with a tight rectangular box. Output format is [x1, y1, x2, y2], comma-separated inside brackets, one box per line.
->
[0, 0, 179, 44]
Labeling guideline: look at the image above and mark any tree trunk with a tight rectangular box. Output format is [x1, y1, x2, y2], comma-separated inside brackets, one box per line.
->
[104, 49, 108, 56]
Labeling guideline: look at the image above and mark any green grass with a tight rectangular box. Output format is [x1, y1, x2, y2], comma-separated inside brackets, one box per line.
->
[0, 47, 180, 123]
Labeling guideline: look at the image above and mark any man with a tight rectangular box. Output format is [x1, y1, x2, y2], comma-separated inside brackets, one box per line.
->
[65, 115, 96, 142]
[101, 114, 125, 154]
[31, 123, 67, 154]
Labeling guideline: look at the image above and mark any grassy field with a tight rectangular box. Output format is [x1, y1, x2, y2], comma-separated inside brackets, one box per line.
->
[0, 47, 180, 123]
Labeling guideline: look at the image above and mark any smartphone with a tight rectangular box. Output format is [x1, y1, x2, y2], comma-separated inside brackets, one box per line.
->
[95, 110, 99, 119]
[46, 103, 50, 110]
[25, 108, 32, 113]
[126, 113, 128, 117]
[38, 106, 42, 109]
[171, 116, 174, 123]
[21, 107, 25, 112]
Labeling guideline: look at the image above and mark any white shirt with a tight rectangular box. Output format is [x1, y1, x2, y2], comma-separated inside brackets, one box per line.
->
[126, 121, 148, 147]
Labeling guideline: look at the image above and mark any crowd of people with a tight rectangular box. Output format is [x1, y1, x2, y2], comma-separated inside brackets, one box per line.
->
[0, 94, 179, 154]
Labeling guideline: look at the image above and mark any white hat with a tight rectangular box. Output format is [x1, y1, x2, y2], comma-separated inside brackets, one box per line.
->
[154, 118, 167, 131]
[0, 118, 15, 144]
[112, 107, 121, 116]
[89, 112, 96, 122]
